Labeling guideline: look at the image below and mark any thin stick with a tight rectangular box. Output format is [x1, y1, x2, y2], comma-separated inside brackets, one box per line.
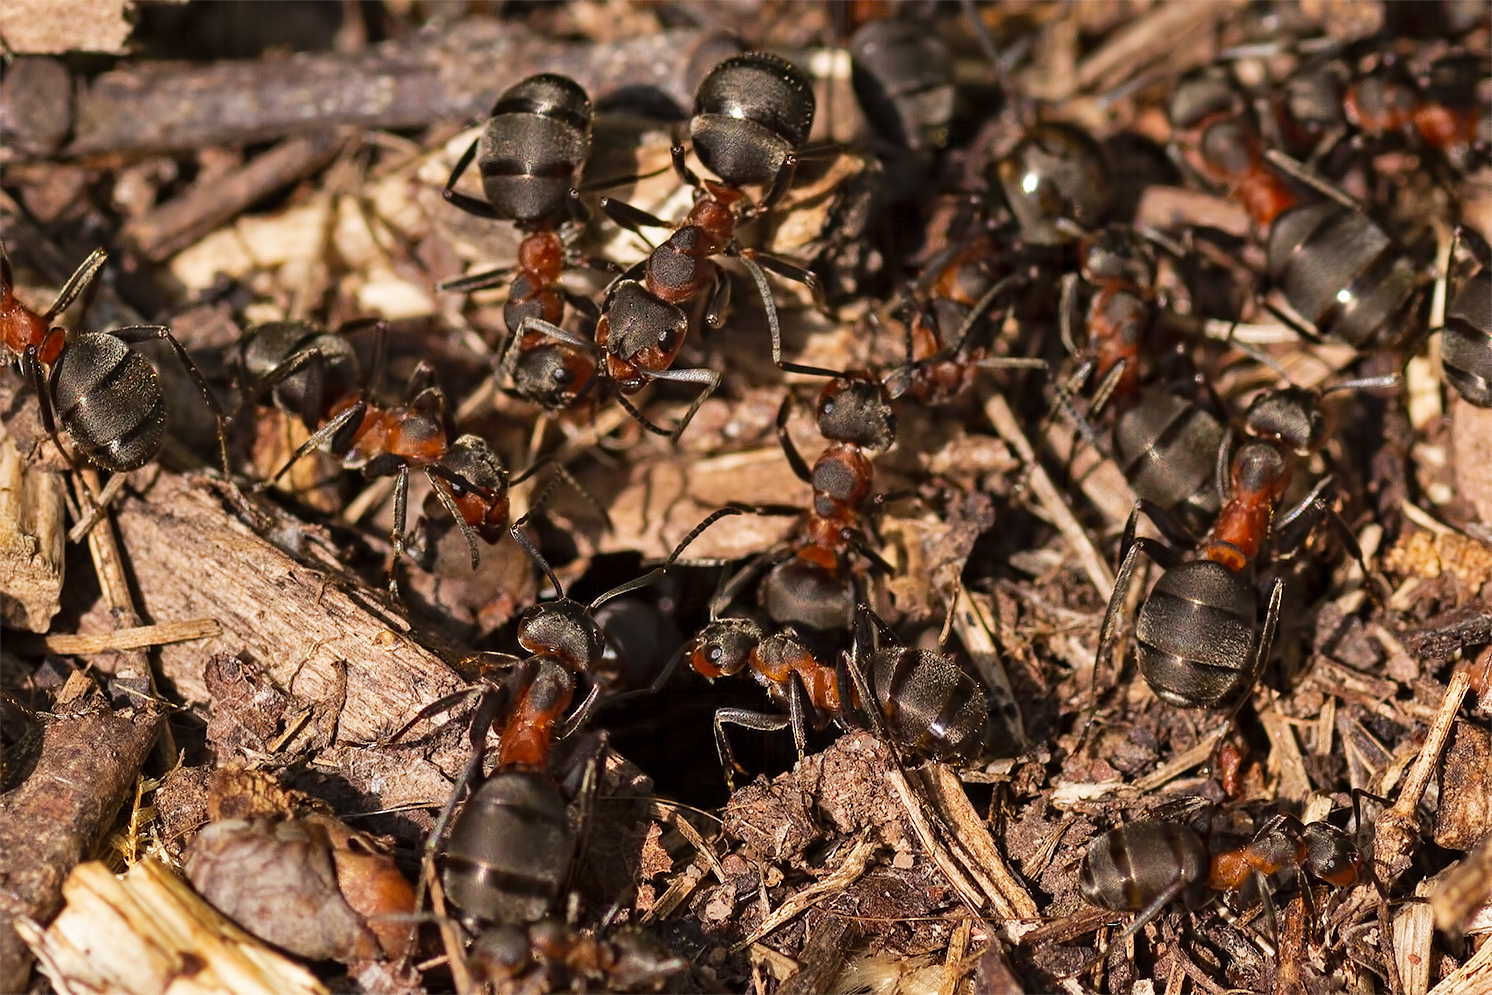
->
[985, 394, 1114, 600]
[732, 835, 877, 950]
[78, 469, 178, 766]
[42, 618, 221, 655]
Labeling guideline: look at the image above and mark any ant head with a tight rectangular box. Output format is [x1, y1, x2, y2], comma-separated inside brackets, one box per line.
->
[1301, 822, 1363, 887]
[688, 618, 762, 679]
[439, 435, 509, 495]
[511, 342, 598, 411]
[816, 373, 896, 452]
[1243, 386, 1328, 454]
[516, 598, 607, 673]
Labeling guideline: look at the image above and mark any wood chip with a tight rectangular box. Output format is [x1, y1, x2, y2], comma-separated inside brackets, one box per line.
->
[39, 618, 222, 655]
[17, 859, 326, 995]
[0, 403, 64, 632]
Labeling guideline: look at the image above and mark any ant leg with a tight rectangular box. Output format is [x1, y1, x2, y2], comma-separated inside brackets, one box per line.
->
[424, 470, 482, 571]
[669, 143, 700, 189]
[554, 683, 601, 740]
[1261, 148, 1363, 212]
[1207, 577, 1284, 761]
[713, 708, 792, 791]
[1131, 498, 1202, 552]
[646, 364, 722, 443]
[262, 399, 365, 490]
[22, 345, 97, 513]
[784, 673, 814, 759]
[588, 507, 745, 608]
[1079, 534, 1168, 752]
[43, 248, 109, 321]
[387, 465, 412, 597]
[774, 393, 812, 483]
[442, 136, 507, 220]
[599, 197, 673, 236]
[703, 266, 732, 330]
[612, 391, 676, 438]
[508, 459, 613, 534]
[438, 263, 515, 295]
[756, 153, 799, 215]
[737, 255, 840, 378]
[744, 248, 824, 312]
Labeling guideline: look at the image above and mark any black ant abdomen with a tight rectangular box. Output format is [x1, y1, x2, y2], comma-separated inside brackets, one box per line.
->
[48, 335, 166, 473]
[993, 122, 1112, 246]
[442, 769, 573, 927]
[465, 73, 592, 228]
[1078, 818, 1211, 914]
[869, 646, 992, 765]
[1134, 559, 1261, 709]
[691, 52, 816, 192]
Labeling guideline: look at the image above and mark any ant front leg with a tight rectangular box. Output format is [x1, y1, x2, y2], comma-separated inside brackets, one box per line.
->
[774, 393, 812, 484]
[712, 708, 792, 792]
[442, 135, 507, 221]
[437, 263, 516, 295]
[737, 255, 839, 379]
[646, 364, 722, 444]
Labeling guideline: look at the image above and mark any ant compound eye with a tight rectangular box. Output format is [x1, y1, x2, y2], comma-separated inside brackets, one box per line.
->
[708, 646, 724, 664]
[657, 327, 678, 353]
[551, 367, 573, 385]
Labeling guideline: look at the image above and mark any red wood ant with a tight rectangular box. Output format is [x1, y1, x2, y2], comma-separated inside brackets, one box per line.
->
[388, 510, 734, 922]
[1095, 379, 1384, 713]
[1078, 810, 1362, 948]
[722, 371, 899, 636]
[573, 52, 826, 440]
[1168, 66, 1300, 230]
[681, 598, 994, 788]
[240, 319, 532, 597]
[1, 242, 236, 489]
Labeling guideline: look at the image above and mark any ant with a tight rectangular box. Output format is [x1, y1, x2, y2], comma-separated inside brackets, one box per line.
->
[1094, 379, 1383, 714]
[438, 73, 599, 331]
[1, 241, 237, 497]
[388, 511, 733, 928]
[1078, 810, 1362, 953]
[558, 51, 826, 441]
[1438, 225, 1491, 407]
[1167, 65, 1301, 230]
[239, 319, 533, 597]
[719, 370, 899, 637]
[434, 74, 637, 426]
[677, 595, 993, 788]
[1165, 66, 1424, 351]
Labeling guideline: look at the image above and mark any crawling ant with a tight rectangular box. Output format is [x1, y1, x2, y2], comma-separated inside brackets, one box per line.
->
[722, 371, 898, 636]
[1078, 810, 1362, 950]
[0, 242, 236, 491]
[568, 51, 826, 440]
[438, 74, 611, 335]
[683, 599, 994, 788]
[239, 319, 525, 596]
[389, 512, 732, 929]
[1168, 65, 1300, 229]
[1438, 226, 1492, 407]
[435, 74, 640, 431]
[1094, 380, 1382, 713]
